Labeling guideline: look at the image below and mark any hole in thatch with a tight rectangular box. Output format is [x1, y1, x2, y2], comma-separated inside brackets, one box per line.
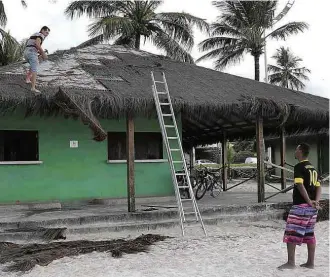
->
[0, 234, 170, 272]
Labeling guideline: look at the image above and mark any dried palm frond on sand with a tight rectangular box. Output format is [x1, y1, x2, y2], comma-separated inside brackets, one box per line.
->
[0, 234, 169, 272]
[3, 227, 67, 241]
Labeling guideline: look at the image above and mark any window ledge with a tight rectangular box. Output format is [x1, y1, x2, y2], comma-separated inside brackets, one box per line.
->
[107, 159, 167, 164]
[0, 161, 43, 165]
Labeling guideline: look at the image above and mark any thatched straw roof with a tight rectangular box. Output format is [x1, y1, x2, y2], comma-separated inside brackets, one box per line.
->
[0, 44, 328, 146]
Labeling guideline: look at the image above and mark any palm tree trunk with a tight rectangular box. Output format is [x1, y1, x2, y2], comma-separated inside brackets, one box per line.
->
[254, 54, 260, 81]
[135, 33, 141, 49]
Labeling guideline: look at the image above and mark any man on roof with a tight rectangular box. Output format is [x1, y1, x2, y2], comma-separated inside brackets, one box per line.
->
[279, 143, 322, 270]
[24, 26, 50, 94]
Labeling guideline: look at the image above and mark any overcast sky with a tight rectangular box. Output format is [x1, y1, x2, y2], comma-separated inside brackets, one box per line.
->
[2, 0, 329, 98]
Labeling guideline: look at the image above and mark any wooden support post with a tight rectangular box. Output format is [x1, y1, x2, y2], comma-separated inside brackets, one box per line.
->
[189, 146, 195, 174]
[317, 136, 322, 174]
[280, 127, 286, 190]
[256, 116, 265, 202]
[126, 115, 135, 212]
[222, 133, 228, 191]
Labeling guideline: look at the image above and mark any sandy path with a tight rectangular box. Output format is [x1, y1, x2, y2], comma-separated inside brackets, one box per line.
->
[0, 220, 328, 277]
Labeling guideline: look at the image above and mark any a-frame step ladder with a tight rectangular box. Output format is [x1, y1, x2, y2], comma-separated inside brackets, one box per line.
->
[151, 71, 206, 236]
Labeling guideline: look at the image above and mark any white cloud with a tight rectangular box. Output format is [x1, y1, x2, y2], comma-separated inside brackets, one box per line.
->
[2, 0, 329, 98]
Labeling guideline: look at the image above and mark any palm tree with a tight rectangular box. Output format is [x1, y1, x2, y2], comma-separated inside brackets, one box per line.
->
[0, 0, 27, 28]
[0, 29, 26, 66]
[268, 47, 310, 90]
[197, 1, 308, 81]
[65, 0, 209, 63]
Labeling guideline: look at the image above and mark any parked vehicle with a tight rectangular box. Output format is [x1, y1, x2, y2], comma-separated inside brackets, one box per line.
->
[244, 157, 257, 164]
[195, 159, 217, 166]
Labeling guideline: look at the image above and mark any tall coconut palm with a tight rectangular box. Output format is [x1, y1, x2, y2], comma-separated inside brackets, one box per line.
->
[65, 0, 209, 63]
[197, 1, 308, 81]
[0, 29, 26, 66]
[268, 47, 310, 90]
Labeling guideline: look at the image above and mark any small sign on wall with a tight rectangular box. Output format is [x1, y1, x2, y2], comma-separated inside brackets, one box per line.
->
[70, 141, 79, 148]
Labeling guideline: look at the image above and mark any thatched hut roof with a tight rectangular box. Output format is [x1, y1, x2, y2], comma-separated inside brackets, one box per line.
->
[0, 44, 328, 146]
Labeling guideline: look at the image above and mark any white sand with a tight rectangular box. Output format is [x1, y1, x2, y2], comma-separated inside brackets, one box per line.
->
[1, 220, 328, 277]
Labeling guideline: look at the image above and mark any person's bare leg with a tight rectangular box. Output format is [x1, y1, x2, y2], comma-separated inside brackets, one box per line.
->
[25, 70, 32, 83]
[300, 243, 315, 269]
[31, 72, 37, 90]
[278, 243, 296, 269]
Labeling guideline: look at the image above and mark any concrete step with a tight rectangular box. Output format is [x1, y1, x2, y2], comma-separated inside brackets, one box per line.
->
[0, 202, 290, 230]
[0, 210, 284, 242]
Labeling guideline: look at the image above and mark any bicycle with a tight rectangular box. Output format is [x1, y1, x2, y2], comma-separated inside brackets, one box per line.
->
[195, 165, 223, 200]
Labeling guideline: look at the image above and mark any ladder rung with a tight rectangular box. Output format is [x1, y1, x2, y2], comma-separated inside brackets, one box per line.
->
[181, 199, 193, 202]
[184, 225, 203, 228]
[170, 149, 180, 151]
[173, 161, 183, 163]
[175, 173, 185, 175]
[168, 137, 178, 139]
[154, 81, 165, 84]
[165, 125, 175, 128]
[160, 103, 170, 105]
[162, 114, 172, 116]
[157, 92, 167, 94]
[183, 212, 197, 215]
[178, 186, 190, 189]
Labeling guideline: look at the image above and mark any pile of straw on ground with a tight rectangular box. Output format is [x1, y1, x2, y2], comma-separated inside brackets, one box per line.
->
[0, 234, 169, 272]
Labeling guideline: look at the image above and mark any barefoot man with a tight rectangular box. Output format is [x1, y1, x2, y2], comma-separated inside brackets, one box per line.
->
[24, 26, 50, 93]
[279, 143, 322, 270]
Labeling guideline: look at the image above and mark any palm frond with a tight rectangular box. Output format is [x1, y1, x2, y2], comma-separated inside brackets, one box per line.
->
[146, 1, 163, 12]
[287, 73, 306, 90]
[76, 34, 104, 48]
[210, 22, 241, 37]
[88, 16, 134, 40]
[197, 43, 245, 67]
[268, 72, 284, 83]
[156, 12, 209, 33]
[213, 47, 245, 70]
[150, 28, 194, 64]
[267, 64, 282, 74]
[64, 1, 118, 19]
[212, 1, 250, 28]
[153, 17, 194, 50]
[0, 1, 7, 27]
[113, 35, 135, 47]
[198, 36, 238, 52]
[267, 22, 309, 40]
[291, 67, 311, 75]
[0, 30, 25, 66]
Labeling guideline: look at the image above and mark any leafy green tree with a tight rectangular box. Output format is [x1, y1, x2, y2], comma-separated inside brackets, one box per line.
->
[197, 1, 308, 80]
[268, 46, 310, 90]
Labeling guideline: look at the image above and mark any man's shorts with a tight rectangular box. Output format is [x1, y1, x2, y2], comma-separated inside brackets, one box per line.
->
[24, 48, 39, 73]
[283, 204, 318, 245]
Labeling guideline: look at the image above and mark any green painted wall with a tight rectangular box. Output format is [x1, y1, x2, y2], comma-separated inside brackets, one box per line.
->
[0, 112, 181, 203]
[271, 137, 320, 177]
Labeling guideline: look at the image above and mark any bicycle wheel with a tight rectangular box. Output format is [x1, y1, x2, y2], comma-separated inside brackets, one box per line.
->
[211, 181, 222, 198]
[195, 181, 207, 200]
